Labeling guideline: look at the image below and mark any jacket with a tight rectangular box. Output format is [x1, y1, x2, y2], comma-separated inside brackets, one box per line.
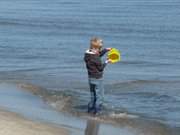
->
[84, 49, 108, 79]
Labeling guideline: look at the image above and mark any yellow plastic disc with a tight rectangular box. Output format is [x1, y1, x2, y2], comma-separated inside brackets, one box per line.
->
[107, 48, 121, 63]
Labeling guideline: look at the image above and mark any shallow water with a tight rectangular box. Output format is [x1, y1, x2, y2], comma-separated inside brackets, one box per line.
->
[0, 0, 180, 129]
[0, 83, 175, 135]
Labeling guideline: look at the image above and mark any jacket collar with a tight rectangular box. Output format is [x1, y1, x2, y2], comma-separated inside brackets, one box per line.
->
[85, 49, 96, 54]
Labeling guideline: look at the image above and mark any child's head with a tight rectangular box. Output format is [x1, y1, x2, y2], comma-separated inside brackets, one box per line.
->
[90, 37, 103, 50]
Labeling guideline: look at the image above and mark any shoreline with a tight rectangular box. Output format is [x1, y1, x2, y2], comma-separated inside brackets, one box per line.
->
[0, 109, 69, 135]
[0, 82, 179, 135]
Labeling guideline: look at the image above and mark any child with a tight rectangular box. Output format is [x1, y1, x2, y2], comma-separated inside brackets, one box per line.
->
[84, 37, 112, 114]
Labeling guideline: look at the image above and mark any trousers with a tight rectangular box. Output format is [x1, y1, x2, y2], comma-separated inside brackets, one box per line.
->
[88, 78, 104, 113]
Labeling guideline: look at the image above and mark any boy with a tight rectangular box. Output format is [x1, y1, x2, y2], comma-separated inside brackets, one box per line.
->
[84, 37, 112, 114]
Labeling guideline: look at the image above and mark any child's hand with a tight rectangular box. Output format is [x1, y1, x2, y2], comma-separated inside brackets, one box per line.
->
[106, 48, 112, 51]
[105, 59, 113, 64]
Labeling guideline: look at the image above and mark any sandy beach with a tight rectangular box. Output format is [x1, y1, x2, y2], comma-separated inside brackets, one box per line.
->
[0, 109, 69, 135]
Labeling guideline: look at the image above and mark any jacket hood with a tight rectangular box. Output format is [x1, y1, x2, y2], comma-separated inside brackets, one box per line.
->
[85, 49, 96, 54]
[84, 50, 97, 62]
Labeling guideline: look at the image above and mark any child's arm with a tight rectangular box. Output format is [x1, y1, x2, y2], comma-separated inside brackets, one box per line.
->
[99, 48, 111, 57]
[94, 57, 112, 72]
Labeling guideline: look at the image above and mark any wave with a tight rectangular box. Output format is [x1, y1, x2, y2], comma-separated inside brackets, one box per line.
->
[0, 17, 81, 31]
[18, 83, 72, 111]
[11, 82, 178, 135]
[1, 17, 180, 37]
[18, 80, 180, 108]
[106, 79, 180, 95]
[17, 82, 173, 115]
[120, 60, 173, 66]
[110, 79, 179, 88]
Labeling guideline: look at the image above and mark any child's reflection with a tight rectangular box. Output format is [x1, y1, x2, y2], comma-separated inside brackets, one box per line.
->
[85, 119, 100, 135]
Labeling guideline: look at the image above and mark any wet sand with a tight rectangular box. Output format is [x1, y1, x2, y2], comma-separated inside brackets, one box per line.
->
[0, 109, 68, 135]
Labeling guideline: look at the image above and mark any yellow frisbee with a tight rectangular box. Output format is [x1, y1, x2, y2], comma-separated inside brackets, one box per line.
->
[107, 48, 121, 63]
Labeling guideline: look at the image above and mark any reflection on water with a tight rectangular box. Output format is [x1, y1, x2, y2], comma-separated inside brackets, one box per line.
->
[85, 120, 100, 135]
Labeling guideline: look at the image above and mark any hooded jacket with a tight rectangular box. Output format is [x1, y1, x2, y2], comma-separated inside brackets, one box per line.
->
[84, 49, 108, 79]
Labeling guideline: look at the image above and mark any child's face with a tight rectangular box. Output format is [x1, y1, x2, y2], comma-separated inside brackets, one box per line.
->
[97, 40, 103, 51]
[90, 38, 103, 52]
[98, 40, 103, 46]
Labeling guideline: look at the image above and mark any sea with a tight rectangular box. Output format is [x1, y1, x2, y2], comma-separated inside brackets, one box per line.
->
[0, 0, 180, 133]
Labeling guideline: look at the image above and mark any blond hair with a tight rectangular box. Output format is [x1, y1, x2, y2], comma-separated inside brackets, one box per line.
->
[90, 37, 103, 50]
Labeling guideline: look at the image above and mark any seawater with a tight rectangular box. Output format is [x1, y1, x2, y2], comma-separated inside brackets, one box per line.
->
[0, 0, 180, 129]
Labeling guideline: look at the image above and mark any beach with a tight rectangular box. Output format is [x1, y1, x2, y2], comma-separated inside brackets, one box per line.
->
[0, 109, 68, 135]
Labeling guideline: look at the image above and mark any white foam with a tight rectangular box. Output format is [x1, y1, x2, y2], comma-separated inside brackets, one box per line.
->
[109, 112, 139, 119]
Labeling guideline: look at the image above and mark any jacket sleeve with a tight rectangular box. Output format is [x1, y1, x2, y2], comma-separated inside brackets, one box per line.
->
[99, 48, 108, 57]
